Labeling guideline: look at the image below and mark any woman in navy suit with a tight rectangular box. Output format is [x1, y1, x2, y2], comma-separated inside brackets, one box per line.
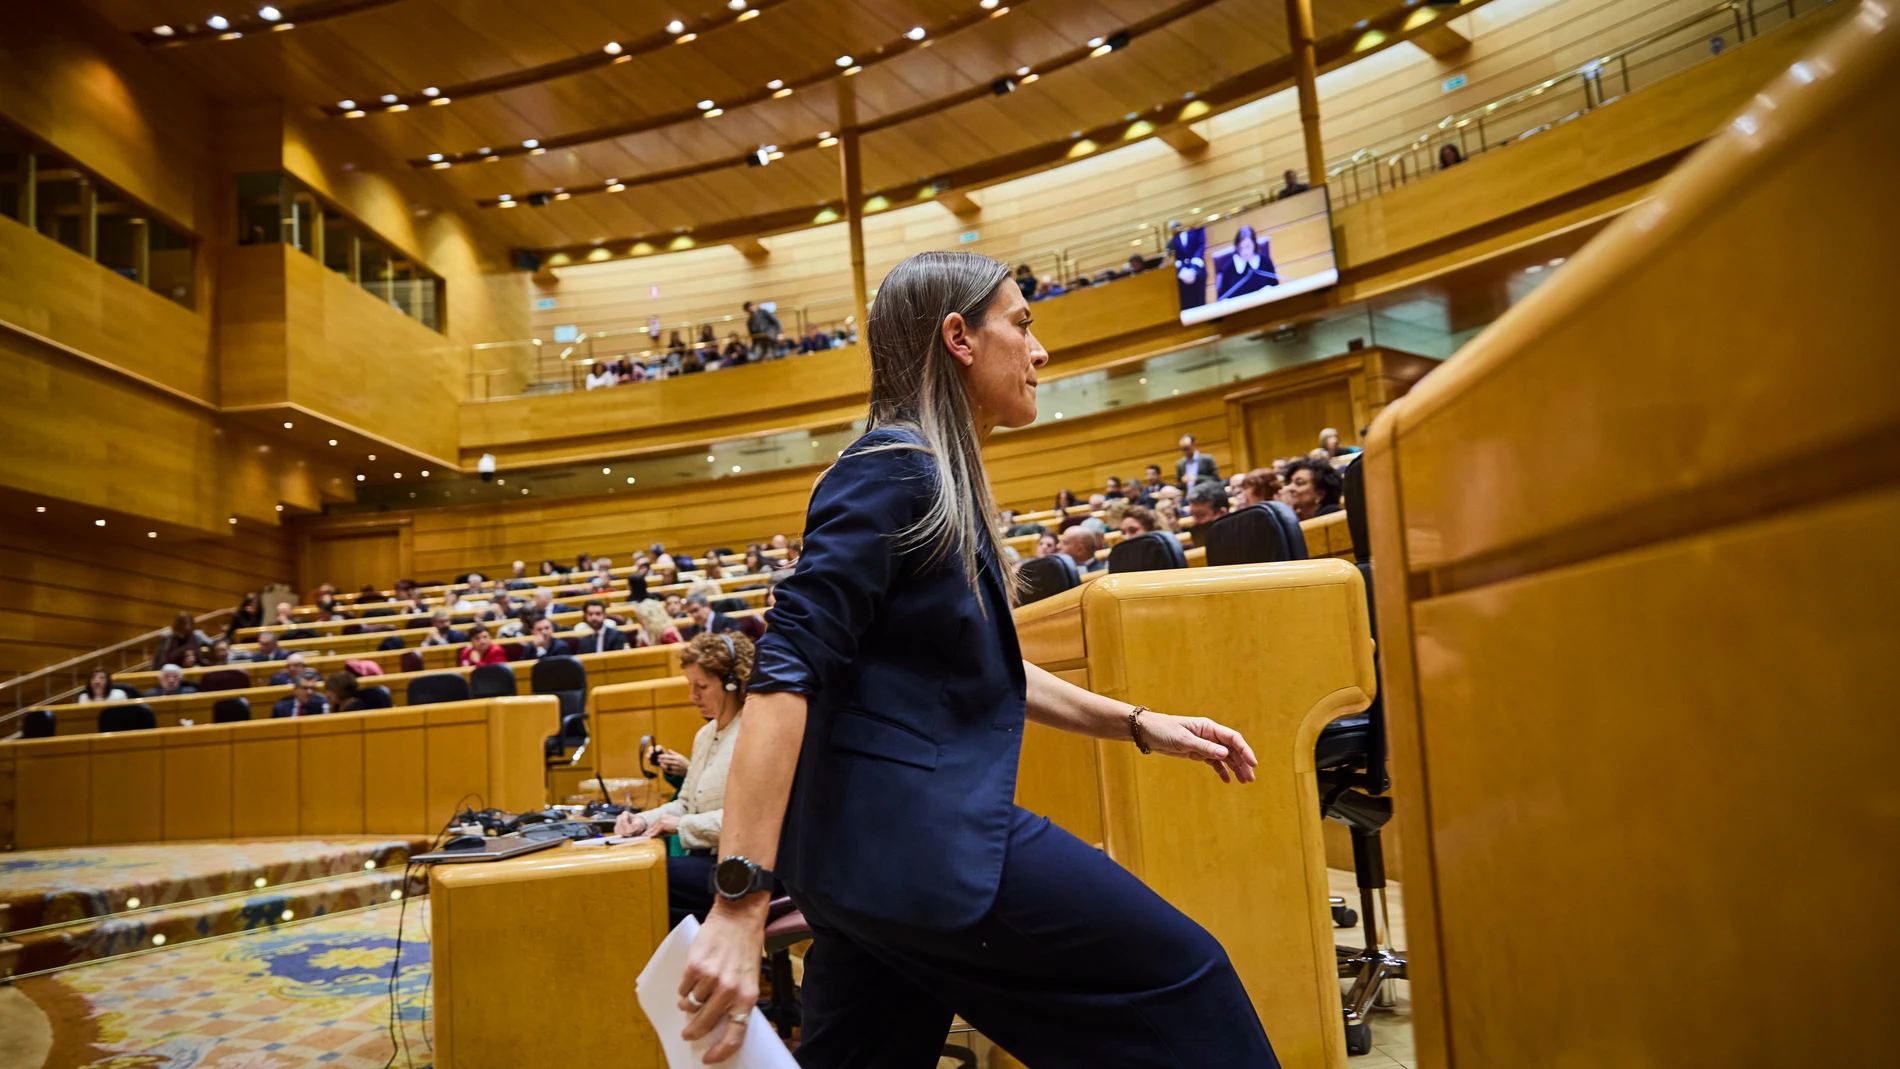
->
[677, 251, 1276, 1067]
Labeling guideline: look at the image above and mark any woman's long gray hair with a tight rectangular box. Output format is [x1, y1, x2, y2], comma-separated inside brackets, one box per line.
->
[861, 250, 1014, 597]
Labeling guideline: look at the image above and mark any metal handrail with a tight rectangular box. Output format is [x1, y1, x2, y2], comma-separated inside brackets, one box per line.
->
[2, 606, 234, 726]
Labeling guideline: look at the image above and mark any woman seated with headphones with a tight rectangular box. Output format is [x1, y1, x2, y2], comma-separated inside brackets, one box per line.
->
[615, 631, 759, 925]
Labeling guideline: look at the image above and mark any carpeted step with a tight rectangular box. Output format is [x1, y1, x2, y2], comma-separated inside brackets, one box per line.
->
[7, 866, 428, 977]
[0, 837, 429, 935]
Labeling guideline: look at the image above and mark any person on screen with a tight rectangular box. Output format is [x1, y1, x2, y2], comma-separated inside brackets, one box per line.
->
[1169, 225, 1207, 310]
[1216, 225, 1279, 301]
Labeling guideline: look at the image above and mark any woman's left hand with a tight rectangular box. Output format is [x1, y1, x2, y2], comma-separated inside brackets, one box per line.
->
[641, 812, 681, 838]
[1139, 712, 1258, 784]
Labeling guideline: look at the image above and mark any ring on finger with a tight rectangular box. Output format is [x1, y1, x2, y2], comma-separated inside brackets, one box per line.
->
[728, 1011, 749, 1025]
[685, 992, 703, 1010]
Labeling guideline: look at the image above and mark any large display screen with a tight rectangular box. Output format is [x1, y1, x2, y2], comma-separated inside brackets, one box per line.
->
[1170, 186, 1338, 326]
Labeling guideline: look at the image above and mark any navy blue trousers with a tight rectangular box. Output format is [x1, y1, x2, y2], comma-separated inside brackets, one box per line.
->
[790, 808, 1279, 1069]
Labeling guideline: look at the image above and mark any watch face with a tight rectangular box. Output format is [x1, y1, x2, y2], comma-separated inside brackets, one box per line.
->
[714, 858, 753, 896]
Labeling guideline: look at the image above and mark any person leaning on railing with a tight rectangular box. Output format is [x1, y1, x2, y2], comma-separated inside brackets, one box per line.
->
[152, 612, 211, 670]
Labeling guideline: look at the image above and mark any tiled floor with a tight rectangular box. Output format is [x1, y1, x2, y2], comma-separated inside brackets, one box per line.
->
[1329, 867, 1414, 1068]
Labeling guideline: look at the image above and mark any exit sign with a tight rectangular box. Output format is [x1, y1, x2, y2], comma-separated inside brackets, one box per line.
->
[958, 230, 980, 244]
[1441, 73, 1468, 93]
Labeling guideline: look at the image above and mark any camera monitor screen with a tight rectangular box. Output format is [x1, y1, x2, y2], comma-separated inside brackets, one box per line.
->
[1170, 187, 1338, 326]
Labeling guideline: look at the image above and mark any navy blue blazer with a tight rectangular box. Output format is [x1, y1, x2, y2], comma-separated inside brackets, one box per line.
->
[751, 427, 1026, 930]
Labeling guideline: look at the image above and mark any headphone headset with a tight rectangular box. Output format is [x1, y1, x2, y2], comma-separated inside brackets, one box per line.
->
[718, 632, 741, 692]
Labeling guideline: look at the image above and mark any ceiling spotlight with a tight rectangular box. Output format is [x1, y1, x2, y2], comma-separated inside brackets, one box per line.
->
[844, 66, 861, 75]
[604, 41, 622, 55]
[95, 519, 107, 527]
[992, 76, 1016, 95]
[626, 476, 636, 484]
[387, 103, 409, 111]
[907, 26, 926, 40]
[835, 55, 853, 67]
[553, 191, 571, 200]
[707, 455, 716, 462]
[35, 506, 45, 513]
[729, 0, 747, 9]
[393, 472, 401, 479]
[980, 0, 999, 7]
[737, 8, 758, 18]
[747, 146, 773, 167]
[259, 6, 282, 21]
[773, 86, 793, 98]
[423, 86, 440, 96]
[367, 453, 376, 460]
[149, 531, 158, 537]
[698, 99, 715, 110]
[818, 134, 839, 148]
[1021, 72, 1039, 83]
[207, 15, 230, 29]
[153, 24, 175, 35]
[1091, 43, 1113, 56]
[676, 32, 697, 42]
[430, 96, 451, 105]
[1016, 65, 1031, 76]
[1089, 36, 1104, 47]
[328, 438, 337, 445]
[766, 78, 783, 89]
[731, 465, 742, 473]
[337, 99, 355, 109]
[380, 93, 398, 103]
[523, 138, 539, 148]
[704, 107, 723, 117]
[428, 152, 443, 161]
[666, 19, 685, 33]
[283, 421, 293, 428]
[343, 109, 364, 118]
[421, 469, 430, 476]
[229, 516, 239, 524]
[606, 182, 626, 192]
[356, 474, 365, 481]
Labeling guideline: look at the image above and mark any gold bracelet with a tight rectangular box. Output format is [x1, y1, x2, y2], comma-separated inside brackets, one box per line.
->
[1127, 705, 1152, 754]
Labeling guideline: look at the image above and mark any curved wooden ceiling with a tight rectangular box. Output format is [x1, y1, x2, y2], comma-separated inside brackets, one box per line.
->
[87, 0, 1401, 251]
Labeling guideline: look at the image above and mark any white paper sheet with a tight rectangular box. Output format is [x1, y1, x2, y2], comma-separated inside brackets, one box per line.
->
[635, 915, 799, 1069]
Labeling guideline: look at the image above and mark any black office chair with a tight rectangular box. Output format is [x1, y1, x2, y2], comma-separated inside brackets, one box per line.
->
[1004, 522, 1049, 538]
[1106, 530, 1187, 573]
[98, 704, 157, 733]
[1015, 554, 1081, 605]
[470, 663, 518, 698]
[357, 685, 393, 710]
[1201, 502, 1308, 566]
[399, 651, 425, 674]
[407, 673, 471, 706]
[378, 635, 406, 651]
[1313, 456, 1403, 1055]
[22, 709, 56, 738]
[362, 607, 398, 618]
[533, 656, 589, 767]
[198, 669, 251, 692]
[212, 696, 252, 723]
[280, 628, 318, 641]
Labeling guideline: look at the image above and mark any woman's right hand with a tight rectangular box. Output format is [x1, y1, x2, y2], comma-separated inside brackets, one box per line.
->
[614, 811, 647, 837]
[655, 748, 690, 776]
[678, 897, 768, 1063]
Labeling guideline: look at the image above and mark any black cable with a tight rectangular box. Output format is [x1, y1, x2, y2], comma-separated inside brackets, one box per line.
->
[381, 794, 486, 1068]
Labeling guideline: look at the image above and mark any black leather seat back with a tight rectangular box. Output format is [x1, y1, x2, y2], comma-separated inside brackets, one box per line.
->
[531, 656, 588, 726]
[1107, 531, 1187, 574]
[212, 696, 252, 723]
[1202, 502, 1308, 566]
[407, 673, 471, 706]
[1015, 554, 1080, 605]
[99, 703, 157, 733]
[470, 663, 518, 698]
[23, 709, 55, 738]
[199, 669, 251, 692]
[378, 635, 406, 651]
[357, 685, 393, 709]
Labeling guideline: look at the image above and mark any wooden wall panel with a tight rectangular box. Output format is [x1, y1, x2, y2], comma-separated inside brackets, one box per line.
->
[302, 528, 405, 595]
[162, 729, 235, 842]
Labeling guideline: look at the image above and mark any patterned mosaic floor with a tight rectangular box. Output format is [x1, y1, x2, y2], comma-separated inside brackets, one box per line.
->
[19, 900, 436, 1069]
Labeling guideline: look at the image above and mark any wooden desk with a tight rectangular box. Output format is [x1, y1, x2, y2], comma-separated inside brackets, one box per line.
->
[430, 839, 670, 1069]
[1013, 561, 1376, 1069]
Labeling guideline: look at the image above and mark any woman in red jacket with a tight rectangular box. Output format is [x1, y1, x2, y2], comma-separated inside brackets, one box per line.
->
[457, 623, 509, 667]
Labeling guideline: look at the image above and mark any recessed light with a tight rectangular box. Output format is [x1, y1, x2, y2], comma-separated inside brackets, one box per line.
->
[522, 138, 539, 148]
[521, 488, 529, 495]
[149, 531, 158, 537]
[980, 0, 998, 7]
[356, 474, 365, 481]
[281, 909, 294, 921]
[607, 182, 626, 193]
[423, 86, 440, 96]
[1526, 264, 1544, 274]
[1139, 377, 1148, 384]
[153, 24, 175, 35]
[843, 66, 860, 76]
[529, 147, 546, 155]
[34, 506, 45, 513]
[1054, 412, 1064, 419]
[767, 79, 783, 90]
[337, 99, 355, 109]
[626, 476, 635, 484]
[430, 96, 451, 105]
[153, 934, 167, 946]
[273, 22, 293, 31]
[704, 108, 723, 117]
[259, 6, 282, 20]
[274, 505, 282, 512]
[1016, 66, 1031, 76]
[95, 519, 106, 527]
[428, 153, 443, 162]
[554, 191, 571, 200]
[602, 467, 612, 474]
[676, 32, 697, 42]
[229, 517, 238, 524]
[818, 135, 839, 148]
[773, 87, 792, 98]
[907, 26, 926, 40]
[421, 469, 430, 477]
[393, 472, 402, 479]
[207, 15, 230, 29]
[835, 55, 853, 67]
[380, 93, 398, 104]
[604, 41, 622, 55]
[328, 438, 337, 445]
[343, 110, 365, 118]
[698, 99, 715, 110]
[497, 478, 506, 485]
[666, 19, 685, 33]
[731, 465, 742, 473]
[1021, 73, 1038, 83]
[707, 455, 716, 462]
[498, 194, 512, 202]
[367, 453, 377, 460]
[737, 8, 757, 18]
[1549, 257, 1566, 266]
[388, 103, 409, 112]
[728, 0, 747, 9]
[283, 421, 293, 429]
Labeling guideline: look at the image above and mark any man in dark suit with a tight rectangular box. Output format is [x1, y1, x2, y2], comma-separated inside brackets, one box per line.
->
[418, 611, 467, 648]
[679, 593, 740, 640]
[1175, 434, 1220, 490]
[145, 664, 198, 698]
[572, 599, 628, 654]
[271, 671, 329, 718]
[524, 615, 572, 659]
[1169, 224, 1207, 311]
[267, 652, 310, 686]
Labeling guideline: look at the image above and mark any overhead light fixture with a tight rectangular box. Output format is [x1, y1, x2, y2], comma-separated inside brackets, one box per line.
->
[626, 476, 636, 484]
[1016, 66, 1031, 76]
[766, 78, 783, 89]
[423, 86, 440, 96]
[430, 96, 451, 105]
[606, 182, 626, 192]
[666, 19, 685, 33]
[729, 0, 747, 8]
[328, 438, 337, 445]
[337, 99, 355, 109]
[737, 7, 758, 18]
[95, 519, 107, 527]
[707, 455, 716, 462]
[818, 134, 839, 148]
[219, 31, 243, 39]
[747, 146, 774, 167]
[367, 454, 377, 461]
[523, 138, 539, 148]
[283, 421, 293, 428]
[421, 469, 430, 477]
[259, 6, 282, 21]
[992, 76, 1017, 95]
[356, 474, 365, 481]
[153, 24, 175, 35]
[35, 506, 45, 513]
[428, 152, 443, 162]
[676, 32, 696, 42]
[497, 193, 512, 201]
[1089, 36, 1104, 47]
[273, 22, 293, 31]
[1021, 72, 1038, 84]
[343, 109, 365, 118]
[381, 93, 398, 103]
[149, 531, 158, 537]
[553, 191, 571, 200]
[698, 99, 715, 110]
[907, 26, 926, 40]
[604, 41, 622, 54]
[844, 65, 861, 75]
[207, 15, 230, 29]
[980, 0, 999, 7]
[393, 472, 402, 479]
[836, 55, 853, 67]
[705, 108, 723, 117]
[773, 87, 793, 98]
[387, 103, 409, 111]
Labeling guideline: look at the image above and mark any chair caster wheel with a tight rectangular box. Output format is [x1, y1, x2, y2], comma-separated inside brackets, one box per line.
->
[1332, 904, 1358, 927]
[1345, 1020, 1373, 1056]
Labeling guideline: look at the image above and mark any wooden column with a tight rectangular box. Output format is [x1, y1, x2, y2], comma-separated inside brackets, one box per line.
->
[131, 218, 150, 287]
[835, 77, 870, 334]
[15, 153, 34, 231]
[78, 177, 98, 260]
[1284, 0, 1327, 186]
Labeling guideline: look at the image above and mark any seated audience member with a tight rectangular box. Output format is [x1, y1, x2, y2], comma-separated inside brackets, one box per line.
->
[524, 615, 571, 659]
[1035, 532, 1061, 558]
[586, 363, 617, 390]
[630, 600, 684, 647]
[1186, 480, 1231, 526]
[1059, 528, 1107, 573]
[1438, 143, 1465, 170]
[313, 593, 350, 622]
[1014, 263, 1039, 300]
[799, 326, 829, 354]
[1139, 464, 1166, 502]
[1119, 506, 1162, 540]
[1279, 457, 1345, 520]
[702, 555, 725, 580]
[614, 632, 759, 924]
[1279, 167, 1310, 198]
[177, 645, 200, 670]
[719, 333, 749, 368]
[508, 560, 535, 590]
[573, 600, 627, 654]
[271, 602, 298, 629]
[153, 612, 212, 670]
[272, 671, 329, 718]
[680, 350, 704, 374]
[663, 592, 687, 618]
[268, 652, 310, 686]
[680, 593, 740, 639]
[743, 546, 769, 575]
[1153, 498, 1182, 533]
[576, 552, 593, 573]
[252, 631, 288, 661]
[1319, 427, 1362, 457]
[540, 559, 561, 577]
[452, 580, 487, 613]
[325, 671, 364, 713]
[1103, 476, 1128, 501]
[1234, 468, 1285, 508]
[458, 624, 510, 667]
[768, 533, 789, 552]
[227, 593, 264, 639]
[525, 586, 558, 620]
[419, 611, 467, 647]
[79, 668, 135, 704]
[1054, 488, 1078, 512]
[203, 638, 233, 666]
[1271, 456, 1292, 477]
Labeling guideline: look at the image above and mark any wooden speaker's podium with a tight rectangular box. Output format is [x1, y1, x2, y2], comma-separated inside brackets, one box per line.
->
[1015, 561, 1377, 1069]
